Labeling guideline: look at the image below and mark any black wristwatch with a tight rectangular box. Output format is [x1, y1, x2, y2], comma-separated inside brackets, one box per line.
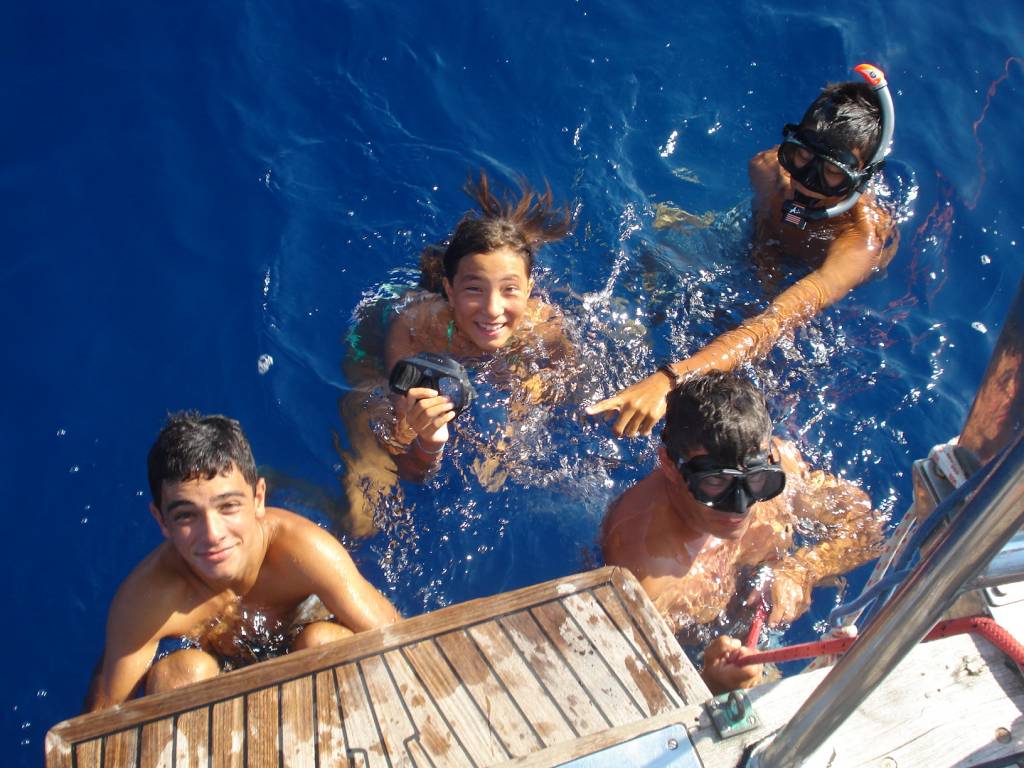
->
[656, 363, 683, 387]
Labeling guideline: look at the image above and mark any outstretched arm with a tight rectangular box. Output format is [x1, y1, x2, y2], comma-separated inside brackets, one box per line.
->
[587, 229, 883, 437]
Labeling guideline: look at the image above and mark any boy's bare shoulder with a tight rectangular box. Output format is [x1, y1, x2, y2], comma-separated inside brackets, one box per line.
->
[748, 147, 780, 178]
[601, 474, 660, 547]
[108, 545, 198, 636]
[264, 506, 331, 549]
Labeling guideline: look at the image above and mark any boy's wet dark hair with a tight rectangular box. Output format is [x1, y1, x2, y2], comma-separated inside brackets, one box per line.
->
[661, 372, 772, 467]
[419, 170, 572, 294]
[147, 411, 258, 506]
[799, 81, 882, 162]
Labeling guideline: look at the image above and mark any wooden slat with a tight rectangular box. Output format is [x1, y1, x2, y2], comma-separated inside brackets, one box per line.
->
[210, 698, 244, 768]
[530, 600, 645, 727]
[47, 568, 709, 768]
[313, 670, 348, 767]
[467, 621, 577, 747]
[500, 611, 610, 737]
[588, 586, 689, 711]
[138, 717, 174, 767]
[435, 629, 543, 758]
[44, 730, 73, 768]
[245, 687, 279, 768]
[334, 662, 388, 767]
[609, 569, 712, 703]
[564, 590, 682, 715]
[359, 654, 420, 765]
[280, 677, 315, 767]
[398, 641, 501, 765]
[74, 738, 102, 768]
[48, 568, 627, 747]
[102, 728, 138, 768]
[173, 708, 208, 768]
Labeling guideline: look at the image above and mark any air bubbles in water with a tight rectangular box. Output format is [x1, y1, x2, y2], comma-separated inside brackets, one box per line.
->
[257, 354, 274, 375]
[971, 322, 988, 334]
[980, 254, 991, 264]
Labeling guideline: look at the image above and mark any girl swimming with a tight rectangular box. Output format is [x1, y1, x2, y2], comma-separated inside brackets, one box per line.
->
[338, 171, 573, 534]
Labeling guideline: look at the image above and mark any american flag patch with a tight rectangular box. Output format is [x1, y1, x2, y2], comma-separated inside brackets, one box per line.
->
[783, 203, 807, 229]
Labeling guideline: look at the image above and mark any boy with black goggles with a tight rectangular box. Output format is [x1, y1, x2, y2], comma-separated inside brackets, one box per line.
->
[674, 451, 786, 516]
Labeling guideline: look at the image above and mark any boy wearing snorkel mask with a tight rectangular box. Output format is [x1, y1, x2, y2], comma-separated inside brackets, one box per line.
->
[600, 373, 884, 692]
[588, 66, 899, 437]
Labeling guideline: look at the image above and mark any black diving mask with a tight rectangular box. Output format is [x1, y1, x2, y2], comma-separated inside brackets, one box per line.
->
[778, 124, 869, 199]
[675, 451, 786, 516]
[388, 352, 476, 415]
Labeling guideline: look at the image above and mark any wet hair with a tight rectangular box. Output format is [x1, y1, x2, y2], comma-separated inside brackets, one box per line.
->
[147, 411, 258, 507]
[799, 81, 882, 162]
[661, 372, 772, 467]
[419, 170, 572, 294]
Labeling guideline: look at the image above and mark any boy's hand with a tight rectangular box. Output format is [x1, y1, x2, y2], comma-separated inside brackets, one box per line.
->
[701, 636, 763, 695]
[398, 387, 456, 449]
[768, 570, 812, 625]
[585, 373, 674, 437]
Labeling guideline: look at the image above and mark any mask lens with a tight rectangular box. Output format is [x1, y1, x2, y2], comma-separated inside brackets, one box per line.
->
[745, 468, 785, 500]
[779, 129, 860, 198]
[678, 457, 786, 507]
[697, 474, 734, 498]
[437, 376, 464, 412]
[389, 361, 423, 394]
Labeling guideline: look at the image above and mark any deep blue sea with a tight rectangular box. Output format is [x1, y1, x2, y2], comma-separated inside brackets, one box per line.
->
[3, 1, 1022, 763]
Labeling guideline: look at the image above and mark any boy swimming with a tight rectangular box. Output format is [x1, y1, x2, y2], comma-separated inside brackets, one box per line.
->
[588, 65, 899, 437]
[85, 412, 399, 711]
[600, 372, 884, 692]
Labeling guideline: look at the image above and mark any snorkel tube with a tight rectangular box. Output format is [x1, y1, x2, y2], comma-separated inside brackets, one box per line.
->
[784, 63, 895, 225]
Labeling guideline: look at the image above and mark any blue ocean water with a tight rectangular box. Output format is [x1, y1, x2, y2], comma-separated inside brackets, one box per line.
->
[2, 1, 1022, 762]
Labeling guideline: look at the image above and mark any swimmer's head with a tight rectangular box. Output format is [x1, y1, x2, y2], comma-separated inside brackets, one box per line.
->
[419, 170, 572, 294]
[661, 372, 772, 469]
[147, 411, 258, 507]
[797, 81, 883, 162]
[779, 67, 894, 225]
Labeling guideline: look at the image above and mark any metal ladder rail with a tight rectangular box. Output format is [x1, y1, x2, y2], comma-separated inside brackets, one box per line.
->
[747, 428, 1024, 768]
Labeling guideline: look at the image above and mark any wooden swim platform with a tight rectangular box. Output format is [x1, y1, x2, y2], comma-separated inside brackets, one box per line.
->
[46, 566, 711, 767]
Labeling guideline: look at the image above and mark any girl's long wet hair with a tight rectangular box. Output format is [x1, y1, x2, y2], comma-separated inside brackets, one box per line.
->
[419, 170, 573, 294]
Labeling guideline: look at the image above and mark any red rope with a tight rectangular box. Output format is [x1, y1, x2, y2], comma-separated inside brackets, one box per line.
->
[745, 599, 768, 648]
[739, 616, 1024, 668]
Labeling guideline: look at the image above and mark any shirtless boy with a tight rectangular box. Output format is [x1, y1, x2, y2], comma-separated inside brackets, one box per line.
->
[601, 372, 883, 692]
[84, 412, 400, 712]
[589, 65, 899, 436]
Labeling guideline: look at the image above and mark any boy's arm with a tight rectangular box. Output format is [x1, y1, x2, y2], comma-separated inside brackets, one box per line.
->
[282, 513, 401, 632]
[759, 441, 885, 624]
[587, 225, 882, 437]
[83, 575, 169, 712]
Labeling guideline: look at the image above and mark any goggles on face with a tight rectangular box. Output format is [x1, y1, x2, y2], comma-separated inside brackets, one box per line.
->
[675, 451, 787, 516]
[777, 124, 869, 199]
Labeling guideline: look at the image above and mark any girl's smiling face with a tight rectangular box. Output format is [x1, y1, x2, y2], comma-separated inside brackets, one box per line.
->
[443, 246, 533, 353]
